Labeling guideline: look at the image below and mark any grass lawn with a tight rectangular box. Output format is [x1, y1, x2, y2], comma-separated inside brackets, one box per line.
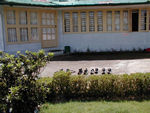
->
[40, 101, 150, 113]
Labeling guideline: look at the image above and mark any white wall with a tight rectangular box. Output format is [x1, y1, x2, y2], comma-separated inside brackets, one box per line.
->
[5, 43, 42, 54]
[58, 11, 150, 52]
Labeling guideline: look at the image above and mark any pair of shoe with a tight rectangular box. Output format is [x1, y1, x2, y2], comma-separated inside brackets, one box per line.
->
[102, 68, 112, 74]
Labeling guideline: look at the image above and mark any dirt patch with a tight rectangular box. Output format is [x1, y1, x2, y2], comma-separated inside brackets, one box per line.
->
[52, 52, 150, 61]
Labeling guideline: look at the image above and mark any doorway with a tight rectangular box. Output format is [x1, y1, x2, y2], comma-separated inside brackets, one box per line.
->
[132, 10, 139, 32]
[41, 11, 58, 48]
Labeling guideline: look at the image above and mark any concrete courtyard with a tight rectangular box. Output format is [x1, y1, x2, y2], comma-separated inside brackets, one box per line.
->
[40, 59, 150, 77]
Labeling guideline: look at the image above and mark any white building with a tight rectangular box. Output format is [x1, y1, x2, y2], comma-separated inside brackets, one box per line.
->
[0, 0, 150, 53]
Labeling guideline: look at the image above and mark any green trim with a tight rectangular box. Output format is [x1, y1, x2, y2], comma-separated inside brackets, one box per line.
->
[0, 3, 150, 8]
[0, 0, 150, 7]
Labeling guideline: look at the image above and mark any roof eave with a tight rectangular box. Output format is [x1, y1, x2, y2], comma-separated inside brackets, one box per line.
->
[0, 1, 150, 8]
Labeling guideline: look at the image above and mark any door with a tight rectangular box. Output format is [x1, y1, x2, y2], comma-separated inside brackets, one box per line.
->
[132, 10, 139, 32]
[41, 11, 57, 48]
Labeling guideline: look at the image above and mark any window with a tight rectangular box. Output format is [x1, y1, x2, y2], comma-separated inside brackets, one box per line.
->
[31, 28, 39, 41]
[30, 12, 38, 25]
[107, 11, 112, 31]
[19, 11, 27, 25]
[89, 11, 95, 32]
[42, 28, 55, 40]
[42, 13, 55, 25]
[63, 10, 132, 33]
[20, 28, 28, 42]
[6, 10, 16, 24]
[123, 11, 129, 31]
[5, 8, 57, 44]
[8, 28, 17, 42]
[51, 28, 56, 40]
[41, 12, 56, 41]
[64, 12, 70, 32]
[72, 12, 78, 32]
[5, 8, 46, 44]
[97, 11, 103, 32]
[141, 10, 147, 31]
[115, 11, 120, 31]
[80, 12, 87, 32]
[42, 13, 53, 25]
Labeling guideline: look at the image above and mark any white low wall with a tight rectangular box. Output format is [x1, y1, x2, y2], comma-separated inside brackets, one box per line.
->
[62, 32, 150, 52]
[5, 43, 42, 54]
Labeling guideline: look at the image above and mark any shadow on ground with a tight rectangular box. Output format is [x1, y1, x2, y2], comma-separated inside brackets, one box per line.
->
[52, 52, 150, 61]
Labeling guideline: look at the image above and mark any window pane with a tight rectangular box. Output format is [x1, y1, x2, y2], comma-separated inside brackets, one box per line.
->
[97, 11, 103, 31]
[89, 11, 95, 32]
[64, 12, 70, 32]
[51, 13, 54, 19]
[52, 28, 55, 40]
[141, 10, 147, 30]
[8, 28, 17, 42]
[42, 13, 55, 25]
[42, 13, 47, 25]
[123, 11, 129, 31]
[7, 10, 16, 24]
[81, 12, 86, 32]
[30, 12, 38, 25]
[19, 11, 27, 25]
[47, 34, 51, 40]
[47, 28, 52, 40]
[47, 13, 51, 25]
[20, 28, 28, 42]
[42, 28, 47, 40]
[31, 28, 39, 41]
[52, 28, 55, 33]
[115, 11, 120, 31]
[72, 12, 78, 32]
[52, 34, 55, 40]
[47, 28, 51, 34]
[51, 13, 55, 25]
[107, 11, 112, 31]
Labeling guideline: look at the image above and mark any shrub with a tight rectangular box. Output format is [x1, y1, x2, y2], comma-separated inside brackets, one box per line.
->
[42, 72, 150, 101]
[69, 75, 87, 99]
[86, 75, 100, 98]
[0, 50, 53, 113]
[51, 71, 71, 100]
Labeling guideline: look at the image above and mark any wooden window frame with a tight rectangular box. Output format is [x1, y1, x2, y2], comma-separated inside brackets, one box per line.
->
[63, 8, 150, 34]
[89, 11, 95, 32]
[63, 9, 127, 34]
[107, 11, 113, 32]
[97, 11, 103, 32]
[40, 10, 58, 45]
[140, 9, 147, 31]
[72, 12, 79, 32]
[4, 7, 41, 44]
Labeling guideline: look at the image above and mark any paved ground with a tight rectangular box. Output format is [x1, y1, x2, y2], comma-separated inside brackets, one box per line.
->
[40, 59, 150, 77]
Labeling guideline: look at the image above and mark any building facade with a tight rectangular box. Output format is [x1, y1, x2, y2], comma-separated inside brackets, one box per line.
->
[0, 0, 150, 53]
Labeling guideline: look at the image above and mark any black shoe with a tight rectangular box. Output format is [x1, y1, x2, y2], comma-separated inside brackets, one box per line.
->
[102, 68, 105, 75]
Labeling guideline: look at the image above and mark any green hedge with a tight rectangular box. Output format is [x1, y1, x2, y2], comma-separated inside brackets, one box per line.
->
[41, 72, 150, 101]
